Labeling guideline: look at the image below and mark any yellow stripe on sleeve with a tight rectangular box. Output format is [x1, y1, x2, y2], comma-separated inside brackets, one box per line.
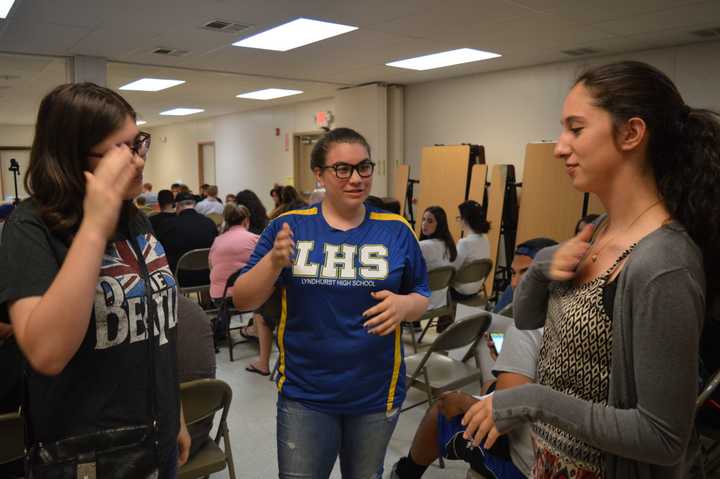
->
[277, 207, 318, 219]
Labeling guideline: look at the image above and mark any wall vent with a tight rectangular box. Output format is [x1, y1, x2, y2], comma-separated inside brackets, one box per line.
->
[152, 48, 191, 57]
[561, 47, 601, 56]
[690, 27, 720, 38]
[201, 19, 252, 34]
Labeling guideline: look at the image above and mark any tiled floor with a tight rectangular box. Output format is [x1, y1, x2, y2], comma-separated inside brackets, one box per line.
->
[207, 307, 484, 479]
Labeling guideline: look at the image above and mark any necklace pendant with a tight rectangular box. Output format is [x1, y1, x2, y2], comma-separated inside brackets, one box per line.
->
[591, 254, 598, 262]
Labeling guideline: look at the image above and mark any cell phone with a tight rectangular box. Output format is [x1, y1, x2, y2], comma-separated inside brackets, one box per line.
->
[490, 332, 504, 353]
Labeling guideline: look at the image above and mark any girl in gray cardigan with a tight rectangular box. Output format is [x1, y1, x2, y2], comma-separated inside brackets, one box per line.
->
[460, 61, 720, 478]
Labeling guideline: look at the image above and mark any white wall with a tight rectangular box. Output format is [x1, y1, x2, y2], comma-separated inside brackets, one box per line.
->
[145, 97, 333, 210]
[404, 40, 720, 183]
[0, 125, 34, 147]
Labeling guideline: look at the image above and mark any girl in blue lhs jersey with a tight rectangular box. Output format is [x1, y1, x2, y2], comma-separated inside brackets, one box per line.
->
[233, 128, 430, 478]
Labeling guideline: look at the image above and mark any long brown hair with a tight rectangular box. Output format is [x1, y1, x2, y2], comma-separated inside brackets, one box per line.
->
[575, 61, 720, 322]
[25, 83, 136, 240]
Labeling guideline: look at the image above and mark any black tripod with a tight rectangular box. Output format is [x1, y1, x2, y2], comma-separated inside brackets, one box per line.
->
[8, 158, 20, 205]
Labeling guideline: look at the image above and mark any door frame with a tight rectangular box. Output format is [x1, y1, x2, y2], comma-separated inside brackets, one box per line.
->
[292, 131, 324, 192]
[197, 141, 215, 191]
[0, 146, 31, 200]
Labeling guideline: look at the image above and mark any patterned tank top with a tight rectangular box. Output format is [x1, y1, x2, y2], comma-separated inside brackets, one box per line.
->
[532, 244, 636, 478]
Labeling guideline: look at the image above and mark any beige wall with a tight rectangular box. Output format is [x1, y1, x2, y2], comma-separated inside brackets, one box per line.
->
[145, 97, 333, 209]
[143, 119, 215, 193]
[0, 125, 34, 147]
[404, 40, 720, 185]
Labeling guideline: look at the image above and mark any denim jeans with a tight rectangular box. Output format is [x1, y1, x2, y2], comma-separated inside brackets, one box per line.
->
[277, 395, 400, 479]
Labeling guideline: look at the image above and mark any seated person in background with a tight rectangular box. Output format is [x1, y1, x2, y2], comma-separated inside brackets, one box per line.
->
[196, 185, 224, 216]
[208, 204, 274, 375]
[176, 295, 216, 459]
[419, 206, 457, 330]
[210, 204, 258, 300]
[392, 325, 543, 479]
[149, 189, 176, 233]
[134, 194, 154, 215]
[367, 196, 401, 215]
[0, 203, 15, 244]
[381, 197, 401, 214]
[157, 191, 218, 286]
[574, 213, 599, 235]
[450, 200, 491, 300]
[269, 185, 307, 219]
[269, 184, 282, 209]
[365, 195, 386, 211]
[140, 182, 158, 207]
[493, 238, 557, 313]
[171, 182, 182, 198]
[235, 189, 268, 236]
[225, 193, 236, 205]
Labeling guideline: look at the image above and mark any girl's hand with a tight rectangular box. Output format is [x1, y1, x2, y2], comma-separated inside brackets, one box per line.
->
[82, 145, 138, 239]
[548, 224, 594, 281]
[362, 291, 413, 336]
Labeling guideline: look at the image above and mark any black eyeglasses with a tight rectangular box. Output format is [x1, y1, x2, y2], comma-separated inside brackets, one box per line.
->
[88, 131, 152, 159]
[320, 160, 375, 179]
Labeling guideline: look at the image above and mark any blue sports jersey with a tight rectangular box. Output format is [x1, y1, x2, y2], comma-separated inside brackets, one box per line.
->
[242, 203, 430, 414]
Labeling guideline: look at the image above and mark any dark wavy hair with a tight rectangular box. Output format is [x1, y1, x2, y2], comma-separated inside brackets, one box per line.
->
[458, 200, 490, 234]
[310, 127, 371, 170]
[235, 189, 268, 235]
[25, 83, 136, 240]
[419, 206, 457, 262]
[576, 61, 720, 321]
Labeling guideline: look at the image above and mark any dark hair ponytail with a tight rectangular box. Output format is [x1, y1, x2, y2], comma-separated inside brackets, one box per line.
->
[458, 200, 490, 234]
[419, 206, 457, 262]
[577, 61, 720, 321]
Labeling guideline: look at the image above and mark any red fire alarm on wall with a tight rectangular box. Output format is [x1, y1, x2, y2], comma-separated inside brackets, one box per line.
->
[275, 128, 280, 136]
[314, 111, 333, 128]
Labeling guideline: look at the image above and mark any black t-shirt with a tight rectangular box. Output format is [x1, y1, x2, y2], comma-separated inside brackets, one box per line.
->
[0, 200, 180, 454]
[153, 209, 217, 286]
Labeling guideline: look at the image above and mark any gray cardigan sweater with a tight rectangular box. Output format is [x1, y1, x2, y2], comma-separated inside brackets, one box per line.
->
[493, 221, 705, 478]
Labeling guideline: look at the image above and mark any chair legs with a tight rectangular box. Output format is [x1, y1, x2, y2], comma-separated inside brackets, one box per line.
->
[223, 424, 237, 479]
[417, 318, 435, 344]
[409, 323, 419, 353]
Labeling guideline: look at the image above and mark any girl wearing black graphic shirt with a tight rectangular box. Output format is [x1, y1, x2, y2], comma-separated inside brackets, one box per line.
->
[0, 83, 189, 477]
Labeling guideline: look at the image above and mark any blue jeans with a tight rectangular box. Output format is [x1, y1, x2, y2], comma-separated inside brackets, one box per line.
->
[277, 395, 399, 479]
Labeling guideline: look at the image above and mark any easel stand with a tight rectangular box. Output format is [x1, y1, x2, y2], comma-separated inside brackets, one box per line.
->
[406, 178, 419, 228]
[8, 158, 20, 205]
[491, 166, 519, 298]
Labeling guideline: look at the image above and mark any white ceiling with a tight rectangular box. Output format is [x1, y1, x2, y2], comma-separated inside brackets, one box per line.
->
[1, 0, 719, 126]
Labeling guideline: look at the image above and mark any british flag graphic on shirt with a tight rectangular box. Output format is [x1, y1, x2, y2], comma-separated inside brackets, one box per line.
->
[94, 233, 177, 350]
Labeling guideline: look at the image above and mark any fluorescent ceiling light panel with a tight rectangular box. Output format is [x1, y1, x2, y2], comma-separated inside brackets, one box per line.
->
[233, 18, 357, 51]
[0, 0, 16, 18]
[160, 108, 204, 116]
[119, 78, 185, 92]
[386, 48, 501, 71]
[236, 88, 303, 100]
[136, 120, 147, 126]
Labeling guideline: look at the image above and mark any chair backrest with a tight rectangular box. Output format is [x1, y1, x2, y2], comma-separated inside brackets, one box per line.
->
[181, 378, 233, 427]
[453, 258, 493, 286]
[0, 411, 24, 464]
[429, 311, 491, 352]
[175, 248, 211, 277]
[427, 266, 455, 292]
[207, 213, 223, 227]
[697, 368, 720, 409]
